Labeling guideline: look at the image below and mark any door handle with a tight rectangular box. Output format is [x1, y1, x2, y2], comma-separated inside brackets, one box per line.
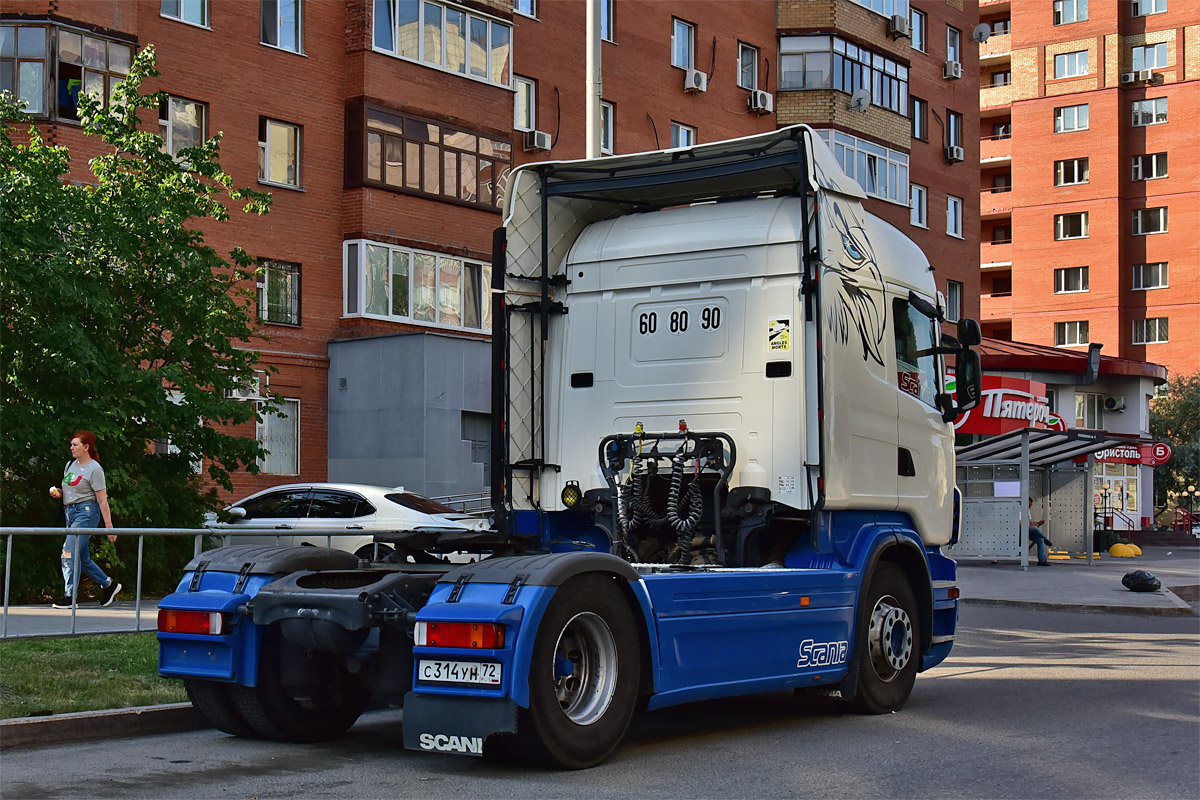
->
[346, 525, 365, 530]
[275, 524, 293, 529]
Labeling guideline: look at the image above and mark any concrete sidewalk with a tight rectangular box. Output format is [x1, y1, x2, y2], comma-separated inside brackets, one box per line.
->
[3, 546, 1196, 750]
[1, 599, 160, 638]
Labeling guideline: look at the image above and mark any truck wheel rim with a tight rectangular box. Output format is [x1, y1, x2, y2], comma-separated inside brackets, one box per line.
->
[552, 611, 618, 725]
[867, 595, 912, 682]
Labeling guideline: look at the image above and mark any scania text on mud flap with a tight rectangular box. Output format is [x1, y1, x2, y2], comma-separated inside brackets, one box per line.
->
[157, 126, 982, 768]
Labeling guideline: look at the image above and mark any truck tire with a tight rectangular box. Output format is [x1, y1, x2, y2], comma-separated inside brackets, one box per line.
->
[230, 625, 370, 743]
[843, 562, 920, 714]
[500, 574, 640, 769]
[184, 679, 257, 738]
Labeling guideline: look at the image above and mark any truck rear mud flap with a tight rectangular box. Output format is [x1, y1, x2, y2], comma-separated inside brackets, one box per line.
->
[402, 693, 518, 756]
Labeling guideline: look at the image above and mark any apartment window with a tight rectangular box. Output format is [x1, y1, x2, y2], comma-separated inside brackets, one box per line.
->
[671, 19, 694, 69]
[258, 398, 299, 475]
[990, 70, 1011, 87]
[514, 0, 535, 17]
[600, 100, 614, 155]
[1054, 157, 1089, 186]
[514, 76, 535, 131]
[991, 19, 1011, 35]
[781, 37, 908, 114]
[373, 0, 511, 87]
[1075, 391, 1102, 428]
[55, 29, 133, 121]
[1131, 98, 1168, 126]
[946, 26, 961, 64]
[992, 174, 1011, 193]
[1131, 0, 1166, 16]
[992, 224, 1012, 243]
[947, 110, 963, 148]
[1132, 153, 1167, 181]
[1, 25, 48, 115]
[816, 130, 909, 205]
[1132, 207, 1168, 235]
[946, 281, 962, 323]
[1053, 50, 1088, 78]
[1131, 43, 1167, 71]
[258, 118, 300, 187]
[345, 240, 490, 331]
[1054, 212, 1088, 240]
[158, 96, 206, 157]
[1056, 321, 1089, 347]
[1053, 0, 1087, 24]
[910, 183, 927, 227]
[738, 43, 758, 90]
[1132, 317, 1169, 345]
[910, 96, 927, 140]
[161, 0, 208, 27]
[1054, 103, 1089, 132]
[357, 104, 511, 210]
[1132, 262, 1168, 290]
[851, 0, 910, 14]
[910, 8, 926, 52]
[946, 195, 963, 238]
[1054, 266, 1089, 293]
[993, 122, 1011, 138]
[261, 0, 303, 52]
[670, 122, 696, 148]
[258, 259, 301, 325]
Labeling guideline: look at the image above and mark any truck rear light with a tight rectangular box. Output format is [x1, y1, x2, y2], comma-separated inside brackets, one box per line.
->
[158, 609, 228, 635]
[415, 621, 504, 649]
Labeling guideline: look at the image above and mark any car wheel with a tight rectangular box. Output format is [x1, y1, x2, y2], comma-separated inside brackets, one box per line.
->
[354, 543, 395, 562]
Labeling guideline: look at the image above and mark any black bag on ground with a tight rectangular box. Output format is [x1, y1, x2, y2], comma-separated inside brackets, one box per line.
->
[1121, 570, 1161, 592]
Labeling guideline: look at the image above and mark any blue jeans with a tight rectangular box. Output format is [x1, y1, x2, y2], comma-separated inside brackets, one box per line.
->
[62, 500, 112, 596]
[1029, 525, 1050, 563]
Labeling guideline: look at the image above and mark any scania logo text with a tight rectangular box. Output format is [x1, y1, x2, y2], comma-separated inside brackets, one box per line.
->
[797, 638, 848, 668]
[419, 733, 484, 754]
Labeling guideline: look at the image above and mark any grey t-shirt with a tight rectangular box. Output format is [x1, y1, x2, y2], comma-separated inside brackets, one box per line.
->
[62, 459, 106, 506]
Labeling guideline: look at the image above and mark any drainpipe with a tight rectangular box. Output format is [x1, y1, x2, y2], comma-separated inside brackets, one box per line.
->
[585, 0, 602, 158]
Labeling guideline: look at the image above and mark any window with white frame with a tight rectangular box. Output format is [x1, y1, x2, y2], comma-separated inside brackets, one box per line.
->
[1054, 103, 1089, 132]
[258, 259, 301, 325]
[1131, 43, 1167, 71]
[258, 398, 299, 475]
[1131, 0, 1166, 16]
[601, 0, 614, 41]
[851, 0, 909, 15]
[671, 18, 694, 69]
[1053, 0, 1087, 24]
[910, 96, 927, 139]
[1132, 152, 1167, 181]
[1, 25, 48, 115]
[1132, 262, 1168, 290]
[910, 8, 926, 52]
[514, 76, 534, 131]
[946, 281, 962, 323]
[1053, 50, 1088, 78]
[738, 42, 758, 90]
[1054, 211, 1088, 240]
[910, 183, 927, 228]
[947, 110, 963, 148]
[1075, 391, 1102, 428]
[1131, 98, 1167, 126]
[816, 130, 910, 205]
[670, 122, 695, 148]
[990, 69, 1012, 87]
[946, 195, 963, 237]
[1132, 317, 1169, 344]
[1054, 157, 1088, 186]
[161, 0, 208, 27]
[514, 0, 535, 17]
[1055, 320, 1089, 347]
[344, 240, 490, 331]
[1131, 207, 1168, 235]
[781, 37, 909, 114]
[261, 0, 303, 53]
[159, 96, 206, 157]
[600, 100, 614, 154]
[946, 26, 961, 64]
[373, 0, 511, 87]
[53, 29, 133, 122]
[1054, 265, 1089, 293]
[259, 118, 300, 187]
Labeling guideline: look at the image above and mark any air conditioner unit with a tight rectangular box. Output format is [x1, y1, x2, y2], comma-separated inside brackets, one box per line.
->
[1103, 395, 1126, 412]
[1120, 72, 1138, 85]
[523, 129, 552, 152]
[943, 60, 962, 80]
[749, 89, 774, 114]
[888, 14, 911, 39]
[226, 374, 265, 402]
[684, 68, 708, 94]
[945, 145, 965, 163]
[1136, 69, 1156, 82]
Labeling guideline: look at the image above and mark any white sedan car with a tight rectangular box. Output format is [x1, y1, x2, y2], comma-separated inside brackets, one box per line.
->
[206, 483, 489, 559]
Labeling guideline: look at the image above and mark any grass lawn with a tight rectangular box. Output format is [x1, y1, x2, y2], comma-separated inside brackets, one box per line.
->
[0, 632, 187, 719]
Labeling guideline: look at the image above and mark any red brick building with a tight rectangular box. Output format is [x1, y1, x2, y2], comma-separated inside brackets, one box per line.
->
[2, 0, 980, 498]
[977, 0, 1199, 385]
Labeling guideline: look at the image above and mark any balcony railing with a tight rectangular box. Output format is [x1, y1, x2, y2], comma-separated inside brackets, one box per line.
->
[980, 240, 1013, 266]
[980, 134, 1012, 163]
[979, 291, 1013, 321]
[981, 185, 1014, 216]
[980, 32, 1011, 61]
[980, 83, 1016, 109]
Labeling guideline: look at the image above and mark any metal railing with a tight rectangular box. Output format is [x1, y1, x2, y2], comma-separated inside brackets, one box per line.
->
[430, 490, 491, 514]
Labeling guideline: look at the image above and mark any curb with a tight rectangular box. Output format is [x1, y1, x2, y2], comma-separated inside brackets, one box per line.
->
[960, 589, 1196, 617]
[0, 703, 206, 751]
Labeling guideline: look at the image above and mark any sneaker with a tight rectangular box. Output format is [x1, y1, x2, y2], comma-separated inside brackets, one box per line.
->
[1036, 561, 1051, 567]
[100, 581, 122, 607]
[51, 595, 74, 609]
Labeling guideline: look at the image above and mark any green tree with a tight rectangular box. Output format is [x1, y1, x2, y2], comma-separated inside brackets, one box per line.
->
[1, 48, 275, 597]
[1150, 371, 1200, 514]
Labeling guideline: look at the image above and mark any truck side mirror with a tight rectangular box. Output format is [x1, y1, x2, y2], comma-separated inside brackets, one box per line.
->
[956, 349, 982, 410]
[957, 318, 982, 347]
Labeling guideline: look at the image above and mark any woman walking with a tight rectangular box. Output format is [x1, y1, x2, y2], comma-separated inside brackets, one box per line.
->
[49, 431, 121, 608]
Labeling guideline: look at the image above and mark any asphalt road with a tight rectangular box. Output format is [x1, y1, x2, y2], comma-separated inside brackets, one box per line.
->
[2, 605, 1197, 800]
